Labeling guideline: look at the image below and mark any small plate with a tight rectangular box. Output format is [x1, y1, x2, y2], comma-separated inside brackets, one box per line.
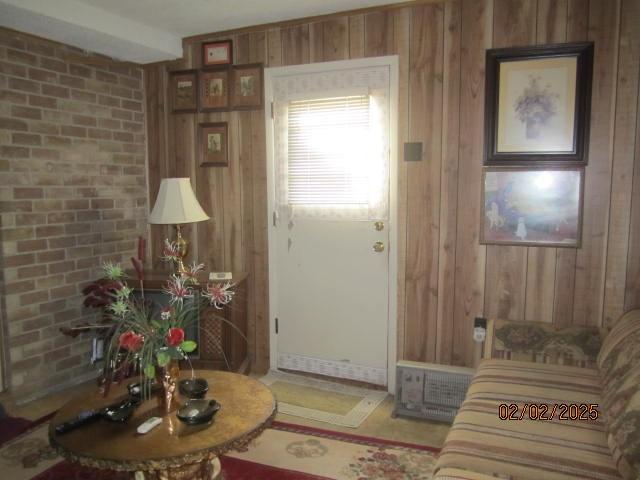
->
[176, 399, 221, 425]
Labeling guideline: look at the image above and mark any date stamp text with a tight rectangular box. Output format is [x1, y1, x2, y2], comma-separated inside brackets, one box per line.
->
[498, 403, 599, 421]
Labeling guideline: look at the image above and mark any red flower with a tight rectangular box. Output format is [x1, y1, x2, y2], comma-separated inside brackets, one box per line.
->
[166, 328, 184, 347]
[119, 331, 144, 352]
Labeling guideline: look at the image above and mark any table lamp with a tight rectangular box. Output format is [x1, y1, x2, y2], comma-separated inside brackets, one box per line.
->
[148, 178, 210, 275]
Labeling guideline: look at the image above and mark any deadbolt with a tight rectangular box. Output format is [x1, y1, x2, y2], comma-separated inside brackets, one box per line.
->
[373, 241, 385, 253]
[374, 221, 384, 231]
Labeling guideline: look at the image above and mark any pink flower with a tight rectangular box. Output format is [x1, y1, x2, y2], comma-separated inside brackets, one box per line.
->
[204, 282, 235, 309]
[161, 239, 181, 262]
[163, 275, 193, 305]
[166, 328, 184, 347]
[183, 262, 205, 284]
[119, 331, 144, 352]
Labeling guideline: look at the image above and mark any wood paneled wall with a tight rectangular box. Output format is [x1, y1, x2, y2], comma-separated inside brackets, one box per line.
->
[144, 0, 640, 372]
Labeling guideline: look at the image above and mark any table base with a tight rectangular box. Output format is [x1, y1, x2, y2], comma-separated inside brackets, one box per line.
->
[134, 457, 222, 480]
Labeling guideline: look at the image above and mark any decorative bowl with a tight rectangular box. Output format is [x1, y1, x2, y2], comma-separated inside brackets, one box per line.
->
[176, 399, 221, 425]
[178, 378, 209, 399]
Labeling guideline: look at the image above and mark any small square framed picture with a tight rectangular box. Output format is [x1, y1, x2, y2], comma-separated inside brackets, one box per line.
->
[202, 40, 233, 67]
[198, 122, 228, 167]
[230, 63, 263, 110]
[169, 70, 197, 113]
[198, 68, 229, 111]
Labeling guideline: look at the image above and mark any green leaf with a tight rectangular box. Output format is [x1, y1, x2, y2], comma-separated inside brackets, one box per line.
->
[156, 351, 171, 367]
[151, 320, 162, 330]
[167, 347, 184, 360]
[143, 364, 155, 379]
[180, 340, 197, 353]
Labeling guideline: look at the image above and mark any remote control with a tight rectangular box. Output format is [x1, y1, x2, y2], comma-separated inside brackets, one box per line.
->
[55, 410, 100, 435]
[137, 416, 162, 434]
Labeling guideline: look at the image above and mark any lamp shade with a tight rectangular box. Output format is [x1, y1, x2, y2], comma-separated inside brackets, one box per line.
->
[148, 178, 210, 224]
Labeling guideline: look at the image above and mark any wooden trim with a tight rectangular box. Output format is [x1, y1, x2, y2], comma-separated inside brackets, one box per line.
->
[182, 0, 441, 44]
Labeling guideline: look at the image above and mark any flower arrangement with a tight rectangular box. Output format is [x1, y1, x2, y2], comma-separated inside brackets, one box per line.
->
[514, 75, 559, 139]
[85, 237, 241, 407]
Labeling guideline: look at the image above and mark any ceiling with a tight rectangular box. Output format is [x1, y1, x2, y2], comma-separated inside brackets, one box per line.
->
[0, 0, 408, 64]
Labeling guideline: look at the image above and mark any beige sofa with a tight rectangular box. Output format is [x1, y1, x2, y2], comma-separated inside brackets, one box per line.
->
[433, 309, 640, 480]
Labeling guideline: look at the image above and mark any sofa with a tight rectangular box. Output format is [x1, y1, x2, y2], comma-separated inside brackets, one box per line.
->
[433, 309, 640, 480]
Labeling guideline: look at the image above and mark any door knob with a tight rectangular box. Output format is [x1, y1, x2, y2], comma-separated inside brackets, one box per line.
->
[373, 241, 385, 253]
[374, 221, 384, 231]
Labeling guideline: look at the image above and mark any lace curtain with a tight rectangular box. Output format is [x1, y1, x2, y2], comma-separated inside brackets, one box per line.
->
[273, 66, 390, 221]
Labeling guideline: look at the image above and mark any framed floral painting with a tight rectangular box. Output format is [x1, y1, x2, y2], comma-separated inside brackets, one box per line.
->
[198, 122, 228, 167]
[198, 68, 229, 112]
[484, 42, 593, 164]
[230, 63, 263, 110]
[480, 167, 584, 247]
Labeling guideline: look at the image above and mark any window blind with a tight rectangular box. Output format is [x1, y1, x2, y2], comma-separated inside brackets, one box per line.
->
[287, 95, 370, 207]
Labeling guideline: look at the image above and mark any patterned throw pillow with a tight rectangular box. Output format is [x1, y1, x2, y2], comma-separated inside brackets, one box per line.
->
[491, 319, 601, 368]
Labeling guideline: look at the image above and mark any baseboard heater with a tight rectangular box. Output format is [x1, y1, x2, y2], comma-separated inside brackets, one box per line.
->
[393, 360, 474, 422]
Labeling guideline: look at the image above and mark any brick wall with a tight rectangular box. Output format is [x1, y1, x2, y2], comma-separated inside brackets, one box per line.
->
[0, 28, 148, 396]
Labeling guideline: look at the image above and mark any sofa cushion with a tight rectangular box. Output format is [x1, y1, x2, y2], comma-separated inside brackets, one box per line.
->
[435, 360, 620, 480]
[597, 309, 640, 479]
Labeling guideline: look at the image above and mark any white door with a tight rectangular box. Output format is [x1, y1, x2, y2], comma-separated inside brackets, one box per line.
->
[266, 58, 398, 388]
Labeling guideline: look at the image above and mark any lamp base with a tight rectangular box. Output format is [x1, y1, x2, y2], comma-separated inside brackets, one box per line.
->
[175, 225, 189, 277]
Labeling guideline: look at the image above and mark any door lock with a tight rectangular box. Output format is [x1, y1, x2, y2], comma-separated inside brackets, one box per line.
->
[374, 221, 384, 231]
[373, 241, 385, 253]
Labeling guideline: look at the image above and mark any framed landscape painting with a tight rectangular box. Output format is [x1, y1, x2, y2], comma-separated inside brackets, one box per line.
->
[198, 122, 228, 167]
[484, 42, 593, 164]
[169, 70, 197, 113]
[480, 167, 584, 247]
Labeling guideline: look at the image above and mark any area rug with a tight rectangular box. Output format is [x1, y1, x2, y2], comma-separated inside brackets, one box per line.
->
[260, 370, 388, 427]
[0, 416, 439, 479]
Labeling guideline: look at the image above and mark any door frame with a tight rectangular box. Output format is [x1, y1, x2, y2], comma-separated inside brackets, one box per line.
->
[264, 56, 400, 393]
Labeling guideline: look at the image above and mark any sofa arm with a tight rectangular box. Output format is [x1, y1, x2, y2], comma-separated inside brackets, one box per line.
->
[483, 318, 601, 369]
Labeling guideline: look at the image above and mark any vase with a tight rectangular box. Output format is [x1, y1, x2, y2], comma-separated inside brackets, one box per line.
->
[157, 360, 180, 414]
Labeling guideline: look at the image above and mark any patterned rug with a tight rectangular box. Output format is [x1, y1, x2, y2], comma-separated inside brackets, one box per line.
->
[0, 416, 439, 479]
[260, 370, 388, 428]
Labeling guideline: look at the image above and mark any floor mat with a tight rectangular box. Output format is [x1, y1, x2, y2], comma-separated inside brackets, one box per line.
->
[260, 370, 387, 427]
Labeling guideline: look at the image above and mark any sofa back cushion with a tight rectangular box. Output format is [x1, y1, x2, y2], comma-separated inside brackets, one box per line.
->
[598, 309, 640, 479]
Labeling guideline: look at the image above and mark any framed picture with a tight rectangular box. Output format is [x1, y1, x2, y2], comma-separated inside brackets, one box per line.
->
[169, 70, 198, 113]
[480, 167, 584, 247]
[202, 40, 233, 67]
[198, 122, 228, 167]
[484, 42, 593, 164]
[198, 68, 229, 111]
[230, 63, 263, 110]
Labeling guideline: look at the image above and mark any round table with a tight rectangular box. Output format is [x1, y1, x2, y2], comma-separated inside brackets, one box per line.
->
[49, 370, 276, 480]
